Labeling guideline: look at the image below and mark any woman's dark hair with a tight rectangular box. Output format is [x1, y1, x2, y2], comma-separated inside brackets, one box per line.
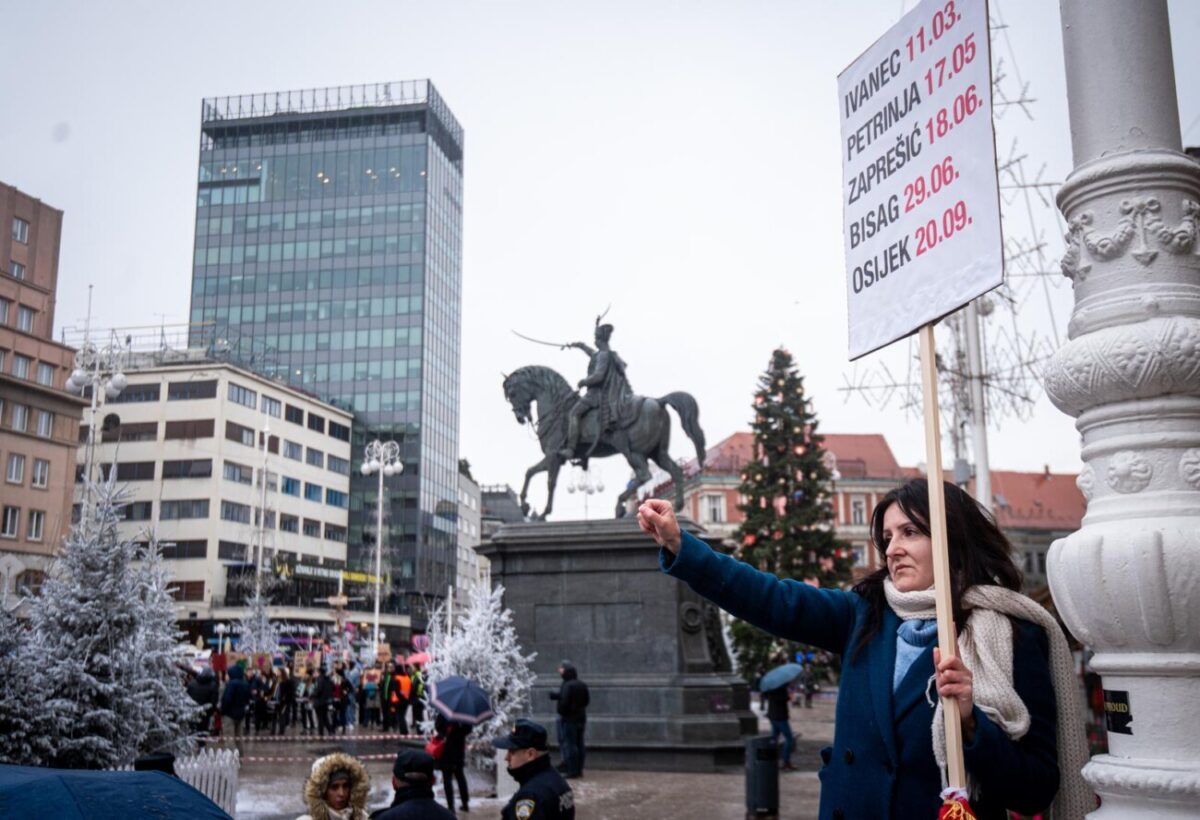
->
[849, 478, 1023, 660]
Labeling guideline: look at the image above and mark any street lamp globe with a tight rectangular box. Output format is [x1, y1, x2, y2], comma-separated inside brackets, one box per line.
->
[110, 371, 128, 392]
[360, 462, 372, 476]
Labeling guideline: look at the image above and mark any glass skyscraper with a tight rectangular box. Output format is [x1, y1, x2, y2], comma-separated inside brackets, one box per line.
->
[188, 81, 463, 625]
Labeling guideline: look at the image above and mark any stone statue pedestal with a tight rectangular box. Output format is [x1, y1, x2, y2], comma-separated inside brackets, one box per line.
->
[480, 517, 757, 772]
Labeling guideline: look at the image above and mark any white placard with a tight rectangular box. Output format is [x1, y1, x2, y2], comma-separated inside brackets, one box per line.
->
[839, 0, 1002, 360]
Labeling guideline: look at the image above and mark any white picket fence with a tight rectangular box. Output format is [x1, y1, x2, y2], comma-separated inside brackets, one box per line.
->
[118, 748, 240, 815]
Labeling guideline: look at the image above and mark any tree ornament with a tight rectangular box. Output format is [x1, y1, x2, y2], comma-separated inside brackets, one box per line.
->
[794, 445, 806, 455]
[743, 534, 757, 547]
[772, 530, 784, 541]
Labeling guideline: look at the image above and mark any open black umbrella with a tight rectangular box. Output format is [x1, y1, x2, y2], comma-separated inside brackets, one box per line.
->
[429, 675, 494, 725]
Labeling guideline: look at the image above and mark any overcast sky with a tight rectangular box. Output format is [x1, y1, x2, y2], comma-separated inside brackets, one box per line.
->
[2, 1, 1196, 520]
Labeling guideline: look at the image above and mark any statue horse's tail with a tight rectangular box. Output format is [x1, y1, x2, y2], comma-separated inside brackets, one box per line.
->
[659, 392, 706, 468]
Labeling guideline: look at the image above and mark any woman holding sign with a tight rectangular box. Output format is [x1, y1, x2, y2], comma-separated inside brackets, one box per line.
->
[639, 479, 1092, 819]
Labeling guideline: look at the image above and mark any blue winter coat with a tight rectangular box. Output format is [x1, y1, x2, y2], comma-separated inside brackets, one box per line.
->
[219, 665, 251, 721]
[663, 530, 1059, 820]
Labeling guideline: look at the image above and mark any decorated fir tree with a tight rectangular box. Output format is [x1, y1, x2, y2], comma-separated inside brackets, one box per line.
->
[730, 348, 854, 681]
[423, 583, 536, 773]
[19, 475, 197, 768]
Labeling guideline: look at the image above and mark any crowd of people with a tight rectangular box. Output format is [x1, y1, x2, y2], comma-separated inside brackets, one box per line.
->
[184, 658, 428, 740]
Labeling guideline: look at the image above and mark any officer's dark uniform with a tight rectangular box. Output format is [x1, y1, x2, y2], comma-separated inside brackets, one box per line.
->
[495, 719, 575, 820]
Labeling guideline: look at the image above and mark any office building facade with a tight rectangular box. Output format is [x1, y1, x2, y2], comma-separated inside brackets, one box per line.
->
[188, 81, 464, 622]
[0, 182, 85, 605]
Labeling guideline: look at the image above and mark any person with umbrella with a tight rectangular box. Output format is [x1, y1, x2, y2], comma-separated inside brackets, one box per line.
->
[427, 675, 493, 816]
[639, 480, 1093, 819]
[759, 658, 800, 772]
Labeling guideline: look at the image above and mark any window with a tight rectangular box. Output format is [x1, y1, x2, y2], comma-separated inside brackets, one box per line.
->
[307, 412, 325, 434]
[161, 540, 208, 559]
[302, 518, 321, 538]
[218, 540, 248, 561]
[1, 506, 19, 538]
[851, 496, 866, 526]
[220, 500, 251, 524]
[11, 217, 29, 244]
[162, 459, 213, 479]
[328, 421, 350, 442]
[228, 382, 257, 408]
[103, 461, 154, 481]
[326, 489, 348, 508]
[256, 469, 278, 492]
[15, 569, 44, 596]
[104, 421, 157, 443]
[283, 440, 303, 461]
[12, 355, 30, 379]
[36, 362, 54, 386]
[0, 298, 8, 324]
[169, 581, 205, 602]
[168, 379, 217, 400]
[1036, 551, 1047, 575]
[223, 461, 253, 484]
[10, 404, 28, 432]
[281, 476, 301, 496]
[324, 524, 347, 543]
[225, 421, 255, 447]
[114, 383, 161, 403]
[304, 482, 323, 502]
[35, 410, 53, 438]
[703, 494, 725, 523]
[16, 306, 34, 333]
[27, 510, 44, 541]
[261, 395, 282, 417]
[327, 455, 350, 475]
[254, 508, 276, 529]
[306, 447, 324, 468]
[285, 404, 304, 425]
[164, 419, 214, 440]
[9, 260, 25, 280]
[120, 501, 153, 522]
[160, 499, 210, 520]
[6, 453, 25, 484]
[31, 458, 49, 488]
[258, 432, 279, 454]
[279, 514, 299, 533]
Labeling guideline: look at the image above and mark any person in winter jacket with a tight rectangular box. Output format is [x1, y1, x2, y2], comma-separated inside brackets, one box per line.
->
[314, 667, 336, 737]
[548, 661, 589, 778]
[297, 751, 371, 820]
[370, 748, 455, 820]
[187, 667, 220, 737]
[219, 664, 251, 739]
[495, 719, 575, 820]
[433, 712, 471, 814]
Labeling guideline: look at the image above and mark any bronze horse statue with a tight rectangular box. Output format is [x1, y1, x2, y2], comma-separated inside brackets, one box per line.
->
[503, 365, 706, 519]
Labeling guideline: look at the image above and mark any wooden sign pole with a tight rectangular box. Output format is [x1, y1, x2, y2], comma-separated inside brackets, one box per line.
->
[918, 322, 967, 789]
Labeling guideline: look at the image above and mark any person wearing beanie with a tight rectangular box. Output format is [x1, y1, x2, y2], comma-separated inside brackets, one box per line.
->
[548, 661, 589, 779]
[298, 752, 371, 820]
[370, 748, 455, 820]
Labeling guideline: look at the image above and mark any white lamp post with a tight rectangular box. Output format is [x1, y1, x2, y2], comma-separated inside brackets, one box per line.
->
[215, 622, 227, 654]
[64, 287, 131, 518]
[360, 439, 402, 659]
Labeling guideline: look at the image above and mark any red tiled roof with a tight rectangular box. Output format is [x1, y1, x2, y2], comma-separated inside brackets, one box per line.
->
[821, 433, 906, 480]
[985, 469, 1084, 532]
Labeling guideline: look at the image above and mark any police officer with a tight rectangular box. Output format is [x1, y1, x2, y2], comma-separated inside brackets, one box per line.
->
[494, 719, 575, 820]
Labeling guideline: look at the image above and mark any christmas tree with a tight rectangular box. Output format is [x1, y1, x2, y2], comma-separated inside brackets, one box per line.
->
[19, 474, 197, 768]
[730, 348, 853, 681]
[423, 583, 536, 773]
[0, 593, 50, 765]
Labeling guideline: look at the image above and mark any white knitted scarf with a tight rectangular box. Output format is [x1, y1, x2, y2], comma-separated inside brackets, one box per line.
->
[884, 579, 1095, 819]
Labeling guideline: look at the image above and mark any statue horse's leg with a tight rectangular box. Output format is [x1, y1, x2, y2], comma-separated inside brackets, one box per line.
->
[541, 457, 562, 519]
[651, 443, 686, 513]
[520, 455, 554, 519]
[615, 450, 653, 518]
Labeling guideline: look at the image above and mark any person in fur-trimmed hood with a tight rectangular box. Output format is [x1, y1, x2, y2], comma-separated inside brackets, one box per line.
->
[297, 752, 372, 820]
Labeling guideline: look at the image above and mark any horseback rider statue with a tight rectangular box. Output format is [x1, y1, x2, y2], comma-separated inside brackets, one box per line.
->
[559, 322, 636, 461]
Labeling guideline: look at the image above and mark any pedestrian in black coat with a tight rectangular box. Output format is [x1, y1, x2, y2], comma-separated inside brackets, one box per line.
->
[370, 749, 456, 820]
[187, 668, 219, 736]
[433, 712, 471, 814]
[218, 665, 250, 739]
[313, 668, 336, 737]
[549, 661, 589, 778]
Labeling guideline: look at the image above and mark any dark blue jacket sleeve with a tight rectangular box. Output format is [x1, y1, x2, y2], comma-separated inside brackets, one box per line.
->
[660, 530, 858, 654]
[962, 621, 1060, 814]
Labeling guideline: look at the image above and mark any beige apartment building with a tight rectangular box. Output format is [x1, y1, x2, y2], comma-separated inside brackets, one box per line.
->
[79, 353, 409, 650]
[0, 182, 85, 603]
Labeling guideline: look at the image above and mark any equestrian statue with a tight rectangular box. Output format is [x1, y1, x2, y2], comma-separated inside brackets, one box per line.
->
[503, 318, 706, 520]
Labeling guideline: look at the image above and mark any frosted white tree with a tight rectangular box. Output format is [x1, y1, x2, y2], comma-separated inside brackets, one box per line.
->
[131, 536, 202, 756]
[21, 475, 197, 768]
[234, 588, 282, 656]
[423, 583, 536, 771]
[0, 592, 49, 765]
